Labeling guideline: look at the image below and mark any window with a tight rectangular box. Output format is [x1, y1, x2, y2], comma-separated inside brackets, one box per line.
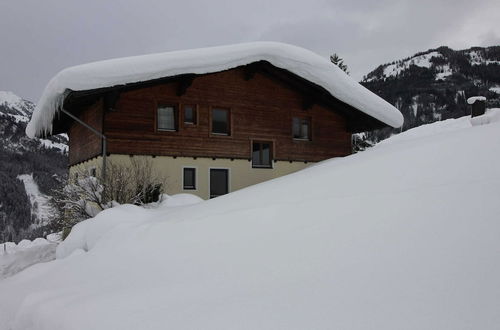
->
[183, 105, 196, 124]
[183, 168, 196, 190]
[292, 117, 311, 140]
[89, 167, 97, 177]
[252, 141, 272, 168]
[210, 169, 229, 198]
[157, 105, 177, 131]
[211, 108, 230, 135]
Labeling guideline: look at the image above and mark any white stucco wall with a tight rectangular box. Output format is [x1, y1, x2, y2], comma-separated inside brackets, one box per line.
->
[69, 155, 312, 200]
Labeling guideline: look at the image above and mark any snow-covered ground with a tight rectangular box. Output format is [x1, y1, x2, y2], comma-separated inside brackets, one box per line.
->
[0, 237, 59, 279]
[2, 111, 500, 329]
[17, 174, 53, 228]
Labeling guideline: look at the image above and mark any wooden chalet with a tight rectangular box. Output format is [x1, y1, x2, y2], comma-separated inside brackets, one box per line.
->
[27, 42, 403, 199]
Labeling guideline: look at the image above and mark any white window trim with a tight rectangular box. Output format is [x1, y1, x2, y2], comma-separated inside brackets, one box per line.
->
[208, 167, 231, 199]
[182, 166, 198, 191]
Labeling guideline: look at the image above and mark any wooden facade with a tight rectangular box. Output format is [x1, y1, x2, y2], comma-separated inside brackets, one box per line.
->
[63, 62, 381, 166]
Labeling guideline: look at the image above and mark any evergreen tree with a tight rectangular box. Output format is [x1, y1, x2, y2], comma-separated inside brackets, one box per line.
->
[330, 53, 349, 74]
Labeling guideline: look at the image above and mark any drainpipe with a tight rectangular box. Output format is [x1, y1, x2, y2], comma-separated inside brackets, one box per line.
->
[60, 107, 107, 182]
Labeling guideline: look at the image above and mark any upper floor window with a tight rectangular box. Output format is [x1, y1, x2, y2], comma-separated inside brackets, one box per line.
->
[157, 105, 177, 131]
[292, 117, 310, 140]
[211, 108, 230, 135]
[252, 141, 272, 168]
[183, 105, 196, 125]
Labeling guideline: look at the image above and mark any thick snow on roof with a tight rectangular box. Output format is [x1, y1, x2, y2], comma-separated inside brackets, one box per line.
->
[26, 42, 403, 138]
[467, 96, 486, 104]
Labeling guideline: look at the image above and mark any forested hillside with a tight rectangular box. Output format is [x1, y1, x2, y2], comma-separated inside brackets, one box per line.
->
[361, 46, 500, 142]
[0, 92, 68, 243]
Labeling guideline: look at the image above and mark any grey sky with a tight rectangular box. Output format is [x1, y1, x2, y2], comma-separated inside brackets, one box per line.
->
[1, 0, 499, 102]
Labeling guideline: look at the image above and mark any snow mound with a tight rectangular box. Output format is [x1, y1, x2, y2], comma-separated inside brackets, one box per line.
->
[57, 194, 202, 259]
[26, 42, 403, 138]
[2, 114, 500, 329]
[0, 238, 57, 279]
[159, 193, 204, 208]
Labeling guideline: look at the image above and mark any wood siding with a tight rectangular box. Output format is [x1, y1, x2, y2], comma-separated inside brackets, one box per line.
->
[68, 99, 103, 165]
[68, 66, 352, 165]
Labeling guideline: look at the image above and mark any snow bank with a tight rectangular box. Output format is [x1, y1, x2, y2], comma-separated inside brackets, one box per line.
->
[0, 238, 57, 279]
[3, 116, 500, 329]
[470, 108, 500, 126]
[0, 243, 57, 280]
[56, 204, 151, 259]
[57, 193, 202, 259]
[26, 42, 403, 138]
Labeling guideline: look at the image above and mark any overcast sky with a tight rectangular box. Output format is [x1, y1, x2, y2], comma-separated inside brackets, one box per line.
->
[1, 0, 499, 102]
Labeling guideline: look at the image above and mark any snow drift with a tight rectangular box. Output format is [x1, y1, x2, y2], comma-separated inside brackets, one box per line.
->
[3, 111, 500, 329]
[26, 42, 403, 138]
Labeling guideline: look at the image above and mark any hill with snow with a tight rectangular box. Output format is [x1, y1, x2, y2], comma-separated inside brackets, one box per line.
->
[361, 45, 500, 142]
[0, 91, 68, 243]
[1, 110, 499, 329]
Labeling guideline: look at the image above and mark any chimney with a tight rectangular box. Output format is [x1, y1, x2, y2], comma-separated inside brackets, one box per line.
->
[467, 96, 486, 117]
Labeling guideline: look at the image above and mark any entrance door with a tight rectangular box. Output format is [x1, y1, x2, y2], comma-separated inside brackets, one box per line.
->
[210, 169, 229, 198]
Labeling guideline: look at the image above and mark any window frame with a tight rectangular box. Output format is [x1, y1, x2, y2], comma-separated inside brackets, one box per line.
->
[182, 167, 197, 190]
[210, 107, 231, 136]
[251, 140, 273, 169]
[182, 104, 197, 126]
[156, 103, 179, 132]
[292, 116, 312, 141]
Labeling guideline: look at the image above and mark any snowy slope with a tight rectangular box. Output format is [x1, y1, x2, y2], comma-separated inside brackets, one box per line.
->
[26, 42, 403, 138]
[2, 112, 500, 329]
[16, 174, 53, 228]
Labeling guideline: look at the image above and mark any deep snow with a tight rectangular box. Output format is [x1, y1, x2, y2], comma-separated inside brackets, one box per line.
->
[26, 42, 403, 138]
[2, 111, 500, 329]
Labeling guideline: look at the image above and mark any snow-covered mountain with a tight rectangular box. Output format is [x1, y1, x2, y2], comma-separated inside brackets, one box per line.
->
[1, 109, 499, 329]
[361, 46, 500, 141]
[0, 91, 68, 243]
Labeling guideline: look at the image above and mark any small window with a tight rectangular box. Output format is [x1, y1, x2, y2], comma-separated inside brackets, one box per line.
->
[89, 168, 97, 177]
[252, 142, 272, 168]
[212, 108, 230, 135]
[183, 168, 196, 190]
[292, 117, 310, 140]
[184, 105, 196, 124]
[157, 105, 177, 131]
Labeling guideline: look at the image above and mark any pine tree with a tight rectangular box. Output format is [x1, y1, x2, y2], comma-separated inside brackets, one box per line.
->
[330, 53, 349, 74]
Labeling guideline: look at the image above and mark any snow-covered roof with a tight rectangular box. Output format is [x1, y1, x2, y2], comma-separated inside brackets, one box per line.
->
[26, 42, 403, 138]
[467, 96, 486, 105]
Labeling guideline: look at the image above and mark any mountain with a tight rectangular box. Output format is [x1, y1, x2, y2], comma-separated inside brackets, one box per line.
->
[0, 91, 68, 243]
[361, 45, 500, 141]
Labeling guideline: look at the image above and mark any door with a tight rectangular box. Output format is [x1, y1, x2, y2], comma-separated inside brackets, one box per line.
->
[210, 169, 229, 198]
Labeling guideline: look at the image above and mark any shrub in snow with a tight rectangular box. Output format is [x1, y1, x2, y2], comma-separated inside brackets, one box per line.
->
[49, 158, 167, 238]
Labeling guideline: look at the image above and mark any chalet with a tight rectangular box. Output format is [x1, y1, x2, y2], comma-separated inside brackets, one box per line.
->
[26, 42, 403, 199]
